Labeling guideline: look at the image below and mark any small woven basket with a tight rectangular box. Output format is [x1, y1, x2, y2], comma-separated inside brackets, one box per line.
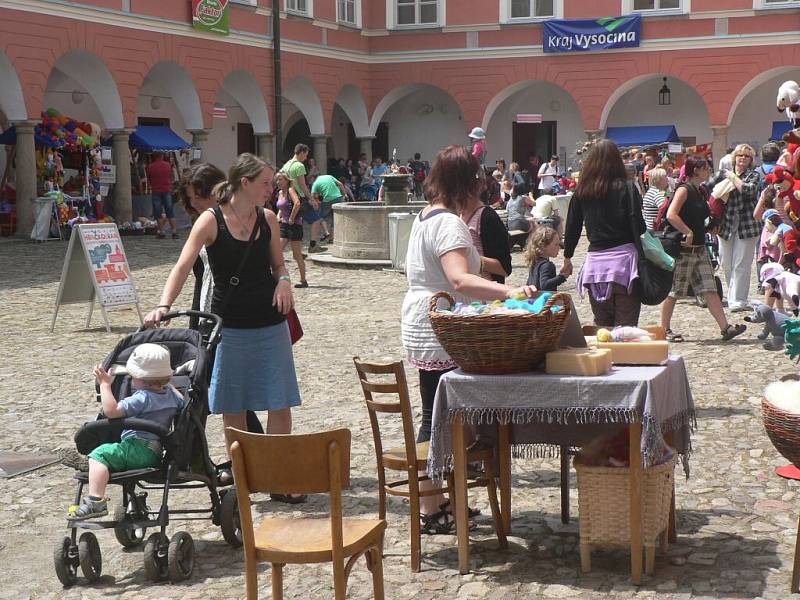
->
[428, 291, 571, 375]
[575, 456, 676, 549]
[761, 397, 800, 468]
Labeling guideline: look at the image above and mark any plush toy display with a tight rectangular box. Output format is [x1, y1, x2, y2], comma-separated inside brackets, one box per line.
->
[36, 108, 99, 150]
[764, 266, 800, 314]
[778, 143, 800, 179]
[777, 80, 800, 145]
[765, 166, 800, 224]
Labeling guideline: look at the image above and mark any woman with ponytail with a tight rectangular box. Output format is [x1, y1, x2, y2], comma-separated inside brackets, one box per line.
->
[145, 154, 304, 501]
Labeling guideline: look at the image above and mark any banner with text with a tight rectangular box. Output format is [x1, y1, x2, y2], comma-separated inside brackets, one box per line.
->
[543, 15, 641, 53]
[192, 0, 230, 36]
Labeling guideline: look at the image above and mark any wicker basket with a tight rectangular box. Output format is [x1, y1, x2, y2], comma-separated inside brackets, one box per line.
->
[762, 397, 800, 468]
[428, 291, 571, 375]
[575, 456, 676, 571]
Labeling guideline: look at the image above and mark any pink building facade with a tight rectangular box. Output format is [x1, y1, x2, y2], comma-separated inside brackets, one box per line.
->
[1, 0, 798, 232]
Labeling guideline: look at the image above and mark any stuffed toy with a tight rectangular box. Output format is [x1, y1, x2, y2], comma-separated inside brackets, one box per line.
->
[766, 166, 800, 223]
[778, 143, 800, 179]
[777, 80, 800, 145]
[783, 228, 800, 273]
[763, 267, 800, 315]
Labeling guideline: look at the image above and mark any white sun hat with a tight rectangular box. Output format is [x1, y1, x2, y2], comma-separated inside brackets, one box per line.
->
[126, 343, 173, 379]
[468, 127, 486, 140]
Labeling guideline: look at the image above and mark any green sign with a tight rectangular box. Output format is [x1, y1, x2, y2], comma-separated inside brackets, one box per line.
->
[192, 0, 230, 36]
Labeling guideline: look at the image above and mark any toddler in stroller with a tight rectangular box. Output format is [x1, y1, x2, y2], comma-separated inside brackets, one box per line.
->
[55, 311, 243, 587]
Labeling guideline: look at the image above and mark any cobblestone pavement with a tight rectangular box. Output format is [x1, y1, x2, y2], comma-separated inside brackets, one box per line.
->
[0, 235, 796, 599]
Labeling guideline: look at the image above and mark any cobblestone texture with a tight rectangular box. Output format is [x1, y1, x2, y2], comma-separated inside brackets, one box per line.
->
[0, 235, 795, 599]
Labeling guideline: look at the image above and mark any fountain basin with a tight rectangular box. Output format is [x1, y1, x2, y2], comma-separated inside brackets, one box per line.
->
[331, 201, 426, 260]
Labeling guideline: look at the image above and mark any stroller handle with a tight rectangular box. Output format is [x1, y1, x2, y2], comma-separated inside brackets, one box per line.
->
[139, 310, 222, 349]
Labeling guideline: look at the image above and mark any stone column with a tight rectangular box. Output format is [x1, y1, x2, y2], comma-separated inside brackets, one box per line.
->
[311, 134, 329, 175]
[710, 125, 729, 171]
[110, 129, 134, 224]
[358, 136, 374, 163]
[12, 121, 37, 237]
[255, 133, 275, 165]
[188, 129, 210, 161]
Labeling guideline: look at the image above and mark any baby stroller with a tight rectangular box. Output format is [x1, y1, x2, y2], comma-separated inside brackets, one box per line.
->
[54, 310, 243, 587]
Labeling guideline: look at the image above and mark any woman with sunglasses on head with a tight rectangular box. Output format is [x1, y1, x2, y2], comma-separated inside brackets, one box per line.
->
[714, 143, 761, 312]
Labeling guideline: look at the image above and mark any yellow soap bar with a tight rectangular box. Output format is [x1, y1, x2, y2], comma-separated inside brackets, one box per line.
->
[545, 348, 613, 376]
[595, 340, 669, 365]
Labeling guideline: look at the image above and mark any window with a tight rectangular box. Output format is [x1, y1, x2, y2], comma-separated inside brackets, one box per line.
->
[286, 0, 309, 15]
[396, 0, 438, 27]
[337, 0, 359, 26]
[624, 0, 683, 13]
[755, 0, 799, 7]
[230, 0, 257, 5]
[510, 0, 555, 19]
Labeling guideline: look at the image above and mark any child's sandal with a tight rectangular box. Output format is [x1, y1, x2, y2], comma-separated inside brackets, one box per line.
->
[721, 323, 746, 341]
[665, 329, 685, 343]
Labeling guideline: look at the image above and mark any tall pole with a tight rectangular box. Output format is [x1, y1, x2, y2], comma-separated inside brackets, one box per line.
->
[272, 0, 282, 165]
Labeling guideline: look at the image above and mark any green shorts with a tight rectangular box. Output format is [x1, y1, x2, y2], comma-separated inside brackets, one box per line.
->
[88, 438, 161, 472]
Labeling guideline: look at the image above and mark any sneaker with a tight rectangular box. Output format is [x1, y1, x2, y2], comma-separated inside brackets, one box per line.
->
[68, 496, 108, 521]
[308, 244, 327, 254]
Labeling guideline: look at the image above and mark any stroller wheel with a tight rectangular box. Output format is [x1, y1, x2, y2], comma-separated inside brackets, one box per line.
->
[113, 504, 146, 548]
[54, 536, 79, 587]
[78, 532, 102, 582]
[220, 487, 243, 548]
[168, 531, 195, 582]
[143, 533, 170, 581]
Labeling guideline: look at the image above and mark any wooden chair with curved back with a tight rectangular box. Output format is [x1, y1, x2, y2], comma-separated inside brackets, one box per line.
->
[353, 357, 506, 573]
[228, 427, 386, 600]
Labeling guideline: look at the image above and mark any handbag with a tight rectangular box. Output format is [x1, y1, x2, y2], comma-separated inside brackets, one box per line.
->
[287, 308, 303, 345]
[626, 181, 674, 306]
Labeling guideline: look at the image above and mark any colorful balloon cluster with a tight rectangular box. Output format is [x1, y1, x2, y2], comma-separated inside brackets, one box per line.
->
[36, 108, 100, 150]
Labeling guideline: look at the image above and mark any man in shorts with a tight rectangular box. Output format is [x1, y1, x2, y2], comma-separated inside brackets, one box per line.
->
[146, 151, 178, 239]
[281, 143, 325, 253]
[311, 174, 353, 243]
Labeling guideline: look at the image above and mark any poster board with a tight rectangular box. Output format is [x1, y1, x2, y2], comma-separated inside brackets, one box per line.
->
[50, 223, 142, 332]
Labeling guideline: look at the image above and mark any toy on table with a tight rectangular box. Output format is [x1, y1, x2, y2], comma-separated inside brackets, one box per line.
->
[596, 326, 653, 343]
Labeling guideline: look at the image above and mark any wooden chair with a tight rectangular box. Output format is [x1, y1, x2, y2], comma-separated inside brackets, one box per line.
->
[228, 427, 385, 600]
[353, 357, 506, 572]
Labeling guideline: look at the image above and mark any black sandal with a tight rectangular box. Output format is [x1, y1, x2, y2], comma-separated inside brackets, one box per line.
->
[217, 467, 234, 486]
[420, 509, 476, 535]
[665, 329, 685, 343]
[439, 500, 481, 519]
[721, 323, 746, 341]
[270, 493, 308, 504]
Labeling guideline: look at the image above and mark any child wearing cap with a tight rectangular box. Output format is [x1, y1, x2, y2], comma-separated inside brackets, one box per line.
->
[68, 343, 183, 520]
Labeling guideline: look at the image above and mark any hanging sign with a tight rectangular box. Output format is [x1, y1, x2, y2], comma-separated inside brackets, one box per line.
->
[192, 0, 230, 36]
[543, 15, 641, 53]
[668, 143, 684, 154]
[50, 223, 142, 333]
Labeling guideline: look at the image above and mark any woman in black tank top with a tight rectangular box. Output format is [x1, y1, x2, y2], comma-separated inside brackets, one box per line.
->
[144, 154, 305, 500]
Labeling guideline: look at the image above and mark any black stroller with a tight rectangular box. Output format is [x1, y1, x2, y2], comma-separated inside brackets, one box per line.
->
[54, 311, 243, 586]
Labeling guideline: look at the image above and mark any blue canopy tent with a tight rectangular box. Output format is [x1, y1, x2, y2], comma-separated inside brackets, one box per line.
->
[771, 121, 793, 142]
[129, 125, 191, 151]
[605, 125, 680, 148]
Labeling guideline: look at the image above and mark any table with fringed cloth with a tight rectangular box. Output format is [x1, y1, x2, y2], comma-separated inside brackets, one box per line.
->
[427, 355, 695, 582]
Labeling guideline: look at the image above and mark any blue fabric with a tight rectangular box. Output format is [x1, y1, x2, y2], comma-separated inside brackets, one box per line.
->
[118, 388, 184, 442]
[129, 126, 191, 151]
[543, 15, 641, 53]
[0, 126, 64, 148]
[605, 125, 680, 147]
[209, 322, 302, 414]
[771, 121, 793, 142]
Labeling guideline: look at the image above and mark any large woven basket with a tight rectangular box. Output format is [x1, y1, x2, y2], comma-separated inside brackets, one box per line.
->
[761, 397, 800, 468]
[428, 291, 571, 375]
[575, 456, 676, 548]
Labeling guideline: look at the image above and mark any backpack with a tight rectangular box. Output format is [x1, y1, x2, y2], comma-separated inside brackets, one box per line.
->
[412, 162, 426, 182]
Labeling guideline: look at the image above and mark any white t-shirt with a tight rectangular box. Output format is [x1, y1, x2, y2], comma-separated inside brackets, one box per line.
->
[401, 210, 480, 370]
[538, 162, 559, 190]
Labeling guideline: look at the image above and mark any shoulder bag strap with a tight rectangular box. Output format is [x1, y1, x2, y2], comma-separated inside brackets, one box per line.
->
[625, 180, 644, 255]
[217, 206, 261, 317]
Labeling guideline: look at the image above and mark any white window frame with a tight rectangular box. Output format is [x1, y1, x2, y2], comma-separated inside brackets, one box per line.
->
[622, 0, 688, 16]
[386, 0, 444, 29]
[754, 0, 799, 9]
[286, 0, 313, 18]
[337, 0, 361, 27]
[230, 0, 257, 6]
[500, 0, 563, 23]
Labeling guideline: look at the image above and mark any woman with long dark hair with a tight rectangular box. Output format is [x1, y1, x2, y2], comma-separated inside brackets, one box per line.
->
[401, 145, 533, 532]
[659, 156, 746, 341]
[563, 139, 644, 326]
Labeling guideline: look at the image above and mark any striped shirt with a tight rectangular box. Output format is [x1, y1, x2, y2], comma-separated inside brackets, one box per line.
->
[642, 187, 666, 230]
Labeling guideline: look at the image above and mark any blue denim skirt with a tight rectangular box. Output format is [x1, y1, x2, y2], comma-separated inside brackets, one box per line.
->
[209, 322, 302, 414]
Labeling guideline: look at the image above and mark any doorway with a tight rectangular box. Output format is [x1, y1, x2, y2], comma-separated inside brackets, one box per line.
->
[237, 123, 255, 155]
[512, 121, 557, 169]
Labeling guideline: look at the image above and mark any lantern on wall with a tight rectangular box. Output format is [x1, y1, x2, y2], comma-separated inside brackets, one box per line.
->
[658, 77, 671, 106]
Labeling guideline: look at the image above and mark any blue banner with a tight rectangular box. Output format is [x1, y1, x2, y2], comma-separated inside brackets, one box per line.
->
[543, 15, 641, 53]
